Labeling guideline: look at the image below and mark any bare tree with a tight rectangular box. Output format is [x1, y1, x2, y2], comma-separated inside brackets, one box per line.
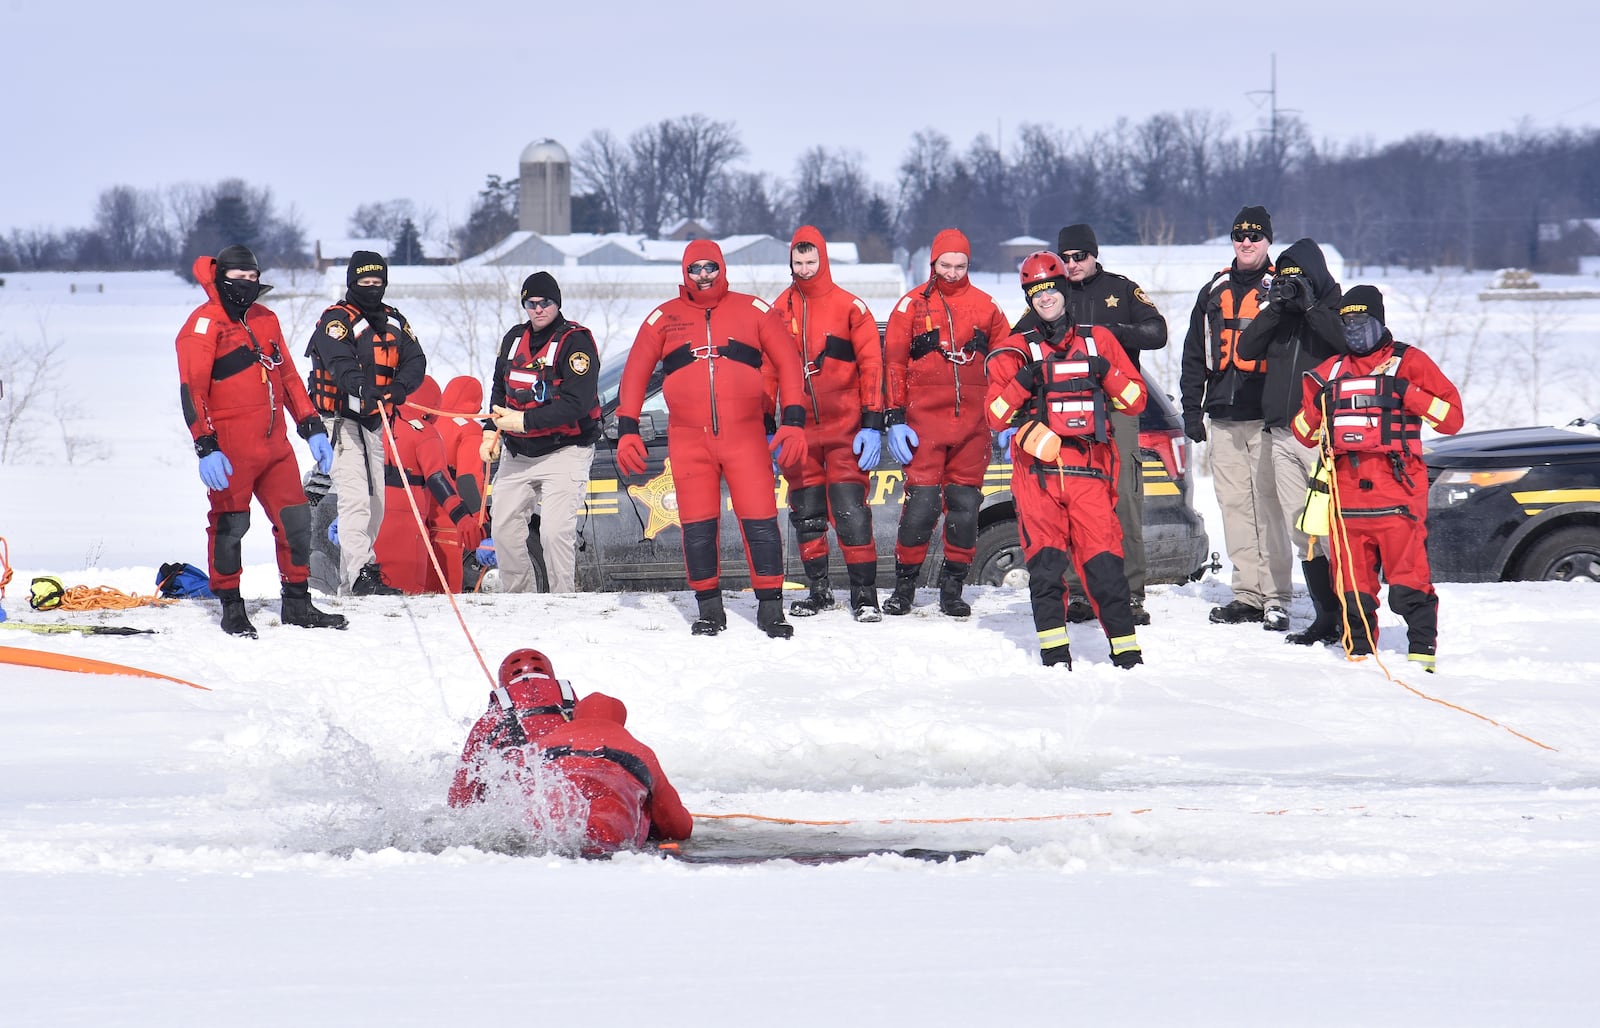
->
[572, 130, 638, 233]
[663, 114, 747, 222]
[93, 185, 171, 269]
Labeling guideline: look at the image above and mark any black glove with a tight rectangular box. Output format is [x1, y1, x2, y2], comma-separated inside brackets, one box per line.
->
[908, 329, 940, 360]
[1012, 364, 1038, 395]
[967, 328, 989, 353]
[1183, 411, 1207, 443]
[1085, 355, 1111, 381]
[383, 384, 408, 407]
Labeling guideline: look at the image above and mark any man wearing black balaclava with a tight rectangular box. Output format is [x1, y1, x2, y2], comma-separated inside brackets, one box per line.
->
[1235, 238, 1348, 644]
[303, 250, 427, 595]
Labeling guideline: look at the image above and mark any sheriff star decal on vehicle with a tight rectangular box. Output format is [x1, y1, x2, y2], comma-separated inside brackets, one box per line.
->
[627, 459, 681, 539]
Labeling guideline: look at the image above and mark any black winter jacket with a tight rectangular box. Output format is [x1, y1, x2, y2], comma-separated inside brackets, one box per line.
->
[1235, 238, 1347, 430]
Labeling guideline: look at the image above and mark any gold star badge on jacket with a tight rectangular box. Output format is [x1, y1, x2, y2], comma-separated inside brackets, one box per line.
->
[1105, 295, 1120, 308]
[627, 458, 681, 539]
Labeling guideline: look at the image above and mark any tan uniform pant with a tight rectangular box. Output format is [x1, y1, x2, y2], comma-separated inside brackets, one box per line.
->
[1264, 427, 1327, 564]
[1209, 418, 1291, 608]
[492, 444, 594, 593]
[326, 416, 386, 592]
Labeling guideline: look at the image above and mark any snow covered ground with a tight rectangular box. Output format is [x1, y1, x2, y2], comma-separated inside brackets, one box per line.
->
[2, 267, 1598, 1025]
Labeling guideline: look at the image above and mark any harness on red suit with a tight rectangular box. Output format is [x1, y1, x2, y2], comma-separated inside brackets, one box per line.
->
[501, 323, 600, 439]
[211, 316, 287, 432]
[537, 745, 654, 795]
[488, 669, 577, 748]
[1024, 331, 1109, 443]
[1320, 344, 1418, 457]
[660, 337, 763, 375]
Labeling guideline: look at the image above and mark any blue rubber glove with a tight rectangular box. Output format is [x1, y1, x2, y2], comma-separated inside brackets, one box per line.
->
[852, 428, 881, 471]
[477, 538, 498, 568]
[198, 451, 233, 491]
[307, 433, 334, 475]
[328, 517, 340, 546]
[887, 423, 919, 465]
[997, 427, 1017, 456]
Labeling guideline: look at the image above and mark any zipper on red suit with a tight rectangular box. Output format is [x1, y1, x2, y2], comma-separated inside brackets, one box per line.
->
[705, 308, 719, 436]
[798, 295, 821, 425]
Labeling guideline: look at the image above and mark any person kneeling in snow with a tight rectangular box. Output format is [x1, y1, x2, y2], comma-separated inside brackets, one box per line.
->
[447, 648, 692, 853]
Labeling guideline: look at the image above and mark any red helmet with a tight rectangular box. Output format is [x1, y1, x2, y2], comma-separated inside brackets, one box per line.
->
[1020, 250, 1069, 297]
[496, 648, 575, 718]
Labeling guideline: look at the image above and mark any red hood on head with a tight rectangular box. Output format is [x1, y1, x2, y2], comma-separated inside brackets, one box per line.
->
[192, 255, 220, 303]
[442, 376, 483, 418]
[929, 228, 971, 296]
[415, 376, 442, 409]
[789, 225, 833, 298]
[680, 239, 730, 309]
[574, 692, 628, 726]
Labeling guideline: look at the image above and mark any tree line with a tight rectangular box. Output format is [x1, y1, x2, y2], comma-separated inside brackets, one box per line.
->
[6, 113, 1598, 275]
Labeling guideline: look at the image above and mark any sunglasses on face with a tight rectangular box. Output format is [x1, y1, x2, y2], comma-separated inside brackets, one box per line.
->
[523, 298, 556, 310]
[1231, 231, 1266, 243]
[1062, 251, 1092, 264]
[687, 261, 720, 275]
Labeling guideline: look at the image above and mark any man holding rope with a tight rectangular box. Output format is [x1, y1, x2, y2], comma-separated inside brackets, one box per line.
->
[304, 250, 427, 595]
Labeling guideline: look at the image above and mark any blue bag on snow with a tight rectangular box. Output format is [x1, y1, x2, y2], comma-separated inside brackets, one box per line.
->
[157, 562, 214, 599]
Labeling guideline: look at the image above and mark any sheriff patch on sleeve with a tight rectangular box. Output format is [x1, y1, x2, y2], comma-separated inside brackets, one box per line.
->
[325, 320, 348, 341]
[1134, 287, 1157, 307]
[568, 352, 591, 376]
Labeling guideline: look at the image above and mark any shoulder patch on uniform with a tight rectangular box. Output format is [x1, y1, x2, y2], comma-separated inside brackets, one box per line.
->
[647, 309, 664, 325]
[193, 316, 211, 335]
[750, 297, 770, 313]
[896, 296, 912, 313]
[325, 319, 348, 341]
[1134, 287, 1156, 307]
[568, 351, 592, 376]
[852, 298, 867, 314]
[403, 321, 417, 340]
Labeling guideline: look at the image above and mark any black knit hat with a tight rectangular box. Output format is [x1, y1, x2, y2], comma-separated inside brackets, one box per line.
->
[216, 244, 259, 276]
[347, 250, 388, 288]
[1056, 223, 1098, 257]
[1232, 205, 1273, 242]
[1339, 284, 1386, 325]
[520, 271, 562, 309]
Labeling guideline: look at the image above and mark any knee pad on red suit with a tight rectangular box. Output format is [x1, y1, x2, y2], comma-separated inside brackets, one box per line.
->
[897, 485, 943, 547]
[788, 485, 829, 541]
[683, 518, 719, 590]
[211, 510, 250, 577]
[277, 502, 312, 569]
[741, 516, 785, 581]
[942, 484, 981, 553]
[828, 483, 873, 548]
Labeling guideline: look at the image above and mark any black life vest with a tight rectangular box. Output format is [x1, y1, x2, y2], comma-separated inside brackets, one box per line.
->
[1322, 344, 1419, 455]
[308, 302, 400, 416]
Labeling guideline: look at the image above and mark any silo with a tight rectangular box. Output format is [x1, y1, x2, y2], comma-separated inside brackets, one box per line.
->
[518, 138, 571, 235]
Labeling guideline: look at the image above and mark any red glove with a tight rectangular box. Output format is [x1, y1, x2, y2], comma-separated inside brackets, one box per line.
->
[616, 434, 648, 476]
[770, 425, 808, 472]
[456, 516, 485, 552]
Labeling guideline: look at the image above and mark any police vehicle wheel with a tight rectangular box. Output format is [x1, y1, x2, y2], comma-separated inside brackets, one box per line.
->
[972, 520, 1028, 588]
[1516, 526, 1600, 583]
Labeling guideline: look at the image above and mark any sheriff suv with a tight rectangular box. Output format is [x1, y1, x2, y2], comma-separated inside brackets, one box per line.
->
[556, 359, 1212, 592]
[1425, 412, 1600, 583]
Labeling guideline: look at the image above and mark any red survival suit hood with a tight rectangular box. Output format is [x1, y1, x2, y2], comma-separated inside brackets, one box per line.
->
[679, 239, 730, 309]
[789, 225, 834, 299]
[928, 228, 971, 297]
[573, 692, 628, 726]
[441, 375, 483, 418]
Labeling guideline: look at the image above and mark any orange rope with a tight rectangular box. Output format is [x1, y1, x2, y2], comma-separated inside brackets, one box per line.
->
[1313, 404, 1557, 752]
[0, 536, 12, 599]
[405, 401, 494, 421]
[379, 406, 495, 690]
[57, 585, 176, 611]
[691, 804, 1373, 827]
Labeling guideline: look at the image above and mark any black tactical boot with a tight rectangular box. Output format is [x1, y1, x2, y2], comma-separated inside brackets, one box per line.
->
[1041, 644, 1073, 669]
[881, 562, 921, 616]
[937, 561, 971, 618]
[789, 558, 836, 617]
[849, 585, 881, 623]
[691, 589, 727, 636]
[217, 588, 257, 639]
[756, 593, 794, 639]
[1128, 597, 1152, 626]
[1286, 557, 1342, 645]
[281, 581, 349, 630]
[1065, 597, 1096, 624]
[1110, 648, 1145, 670]
[351, 562, 402, 596]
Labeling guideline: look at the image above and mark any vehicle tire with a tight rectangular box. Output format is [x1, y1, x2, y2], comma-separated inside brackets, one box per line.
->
[971, 520, 1028, 588]
[1515, 526, 1600, 583]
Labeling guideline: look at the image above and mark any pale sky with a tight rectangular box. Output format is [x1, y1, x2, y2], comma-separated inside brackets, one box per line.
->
[4, 0, 1595, 244]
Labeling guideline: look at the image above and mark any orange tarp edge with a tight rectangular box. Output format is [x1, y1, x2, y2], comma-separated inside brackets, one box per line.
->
[0, 645, 210, 691]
